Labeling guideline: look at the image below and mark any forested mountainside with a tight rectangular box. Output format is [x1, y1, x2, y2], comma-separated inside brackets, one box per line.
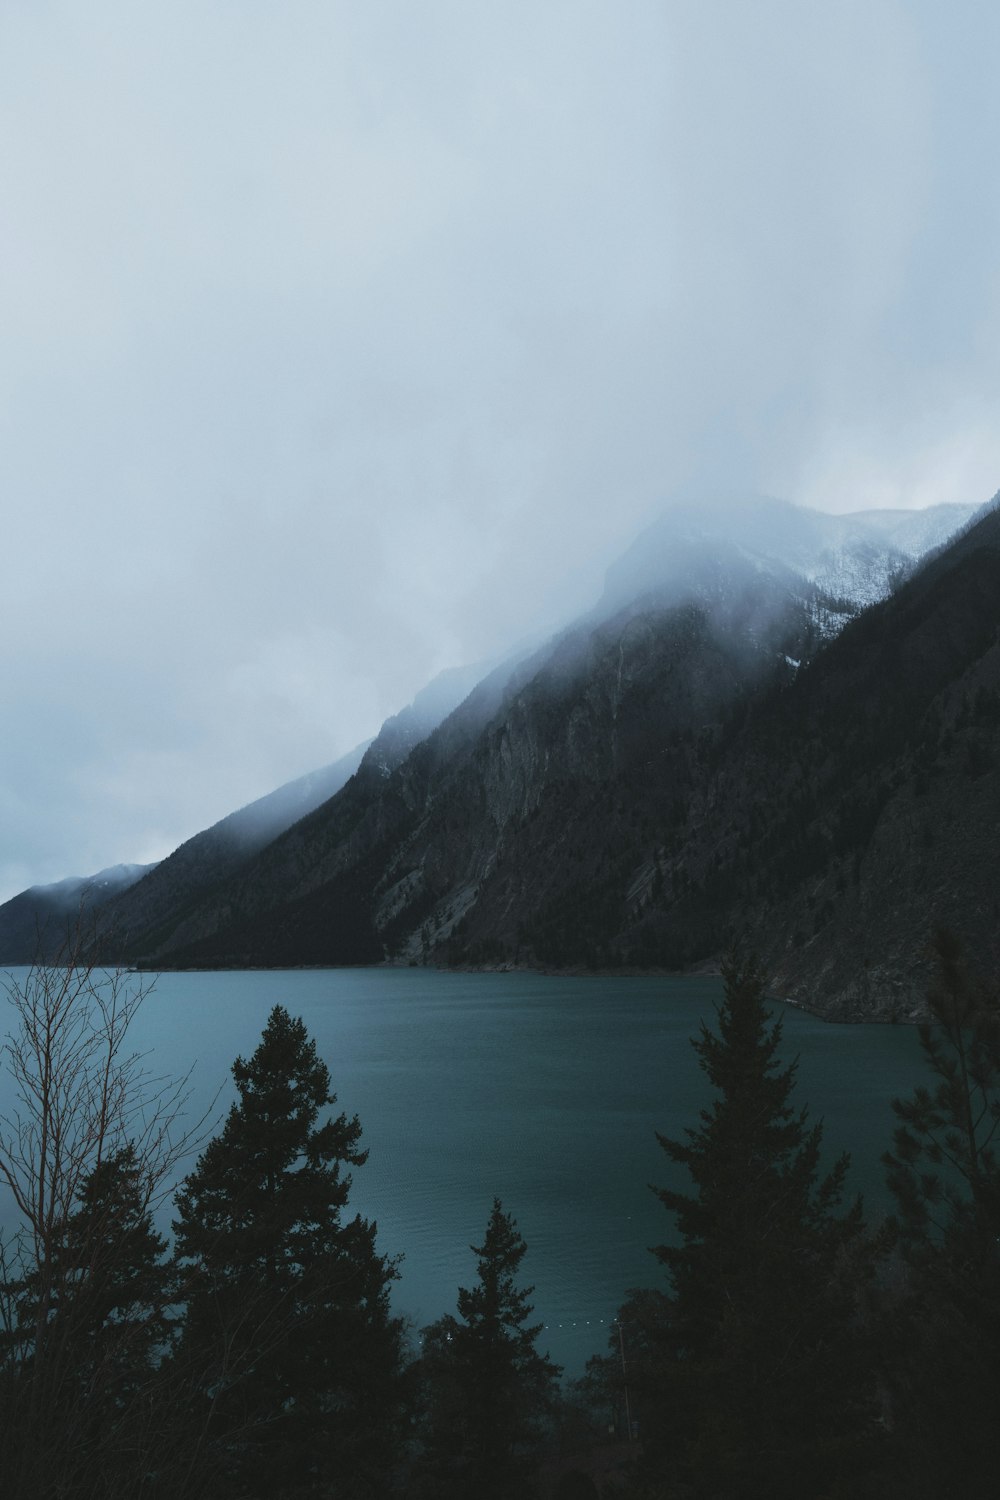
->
[70, 499, 995, 1021]
[0, 863, 155, 965]
[620, 513, 1000, 1018]
[69, 662, 488, 963]
[0, 743, 369, 965]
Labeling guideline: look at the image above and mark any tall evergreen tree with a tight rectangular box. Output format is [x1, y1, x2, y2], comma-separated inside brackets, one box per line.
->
[172, 1005, 406, 1498]
[630, 955, 879, 1499]
[1, 1145, 176, 1498]
[881, 931, 1000, 1497]
[416, 1199, 561, 1500]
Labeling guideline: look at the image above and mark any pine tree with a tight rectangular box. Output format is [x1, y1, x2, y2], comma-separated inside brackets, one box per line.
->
[881, 931, 1000, 1497]
[1, 1145, 176, 1498]
[172, 1005, 406, 1498]
[884, 931, 1000, 1248]
[633, 955, 879, 1499]
[416, 1199, 561, 1500]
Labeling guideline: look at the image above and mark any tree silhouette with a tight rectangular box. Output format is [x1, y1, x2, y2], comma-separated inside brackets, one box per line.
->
[882, 931, 1000, 1497]
[2, 1145, 177, 1498]
[632, 955, 879, 1498]
[173, 1005, 406, 1498]
[0, 956, 201, 1499]
[416, 1198, 561, 1499]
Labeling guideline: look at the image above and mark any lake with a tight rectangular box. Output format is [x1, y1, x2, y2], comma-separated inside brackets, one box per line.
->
[0, 967, 926, 1377]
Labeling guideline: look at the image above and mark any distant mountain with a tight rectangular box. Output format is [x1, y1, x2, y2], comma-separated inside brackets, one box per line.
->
[86, 742, 369, 961]
[83, 492, 997, 1020]
[600, 494, 977, 616]
[56, 661, 488, 964]
[0, 862, 154, 965]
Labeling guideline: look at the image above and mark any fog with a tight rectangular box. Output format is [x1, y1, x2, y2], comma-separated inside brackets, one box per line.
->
[3, 1, 1000, 901]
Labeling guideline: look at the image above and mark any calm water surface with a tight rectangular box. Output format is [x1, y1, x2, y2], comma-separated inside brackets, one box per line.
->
[0, 968, 926, 1376]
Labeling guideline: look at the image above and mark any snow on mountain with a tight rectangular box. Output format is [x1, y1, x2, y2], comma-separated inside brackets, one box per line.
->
[601, 494, 978, 618]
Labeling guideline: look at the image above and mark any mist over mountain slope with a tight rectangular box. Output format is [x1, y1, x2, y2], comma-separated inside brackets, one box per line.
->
[0, 743, 371, 965]
[0, 863, 155, 965]
[64, 494, 994, 1020]
[4, 495, 989, 1017]
[73, 661, 490, 963]
[620, 502, 1000, 1017]
[0, 665, 480, 964]
[600, 494, 977, 616]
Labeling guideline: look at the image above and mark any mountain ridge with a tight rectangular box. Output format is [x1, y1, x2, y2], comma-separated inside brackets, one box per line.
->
[2, 494, 991, 1022]
[92, 497, 996, 1020]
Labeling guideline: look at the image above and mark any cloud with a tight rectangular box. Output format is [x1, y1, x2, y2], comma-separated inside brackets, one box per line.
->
[1, 1, 998, 898]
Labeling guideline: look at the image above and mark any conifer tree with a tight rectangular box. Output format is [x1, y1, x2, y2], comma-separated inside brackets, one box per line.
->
[1, 1145, 176, 1498]
[172, 1005, 406, 1498]
[881, 931, 1000, 1497]
[416, 1199, 561, 1500]
[632, 955, 879, 1498]
[0, 955, 196, 1498]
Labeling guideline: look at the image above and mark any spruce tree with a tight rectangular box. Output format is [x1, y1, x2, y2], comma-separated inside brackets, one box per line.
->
[634, 955, 879, 1498]
[881, 931, 1000, 1497]
[416, 1199, 561, 1500]
[1, 1145, 175, 1498]
[172, 1005, 406, 1498]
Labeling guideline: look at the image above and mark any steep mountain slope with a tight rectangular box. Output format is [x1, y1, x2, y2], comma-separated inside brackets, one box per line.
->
[92, 661, 489, 962]
[0, 863, 154, 964]
[94, 740, 371, 960]
[124, 499, 998, 1021]
[612, 503, 1000, 1017]
[108, 524, 857, 970]
[0, 742, 369, 964]
[600, 495, 976, 616]
[436, 506, 1000, 1016]
[0, 664, 494, 967]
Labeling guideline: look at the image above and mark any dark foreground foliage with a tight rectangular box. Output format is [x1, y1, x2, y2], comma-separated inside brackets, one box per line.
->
[3, 942, 1000, 1497]
[413, 1198, 562, 1499]
[880, 930, 1000, 1497]
[172, 1005, 409, 1497]
[598, 956, 884, 1499]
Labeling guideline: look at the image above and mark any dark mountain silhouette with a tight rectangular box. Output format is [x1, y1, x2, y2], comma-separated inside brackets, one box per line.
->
[90, 740, 372, 962]
[0, 661, 488, 965]
[0, 863, 155, 965]
[4, 495, 992, 1019]
[58, 496, 991, 1021]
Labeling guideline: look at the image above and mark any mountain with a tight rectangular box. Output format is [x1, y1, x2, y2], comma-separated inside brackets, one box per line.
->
[79, 494, 996, 1020]
[51, 660, 490, 963]
[85, 742, 370, 961]
[632, 498, 1000, 1018]
[0, 743, 378, 965]
[0, 862, 154, 965]
[11, 492, 989, 1018]
[600, 493, 977, 616]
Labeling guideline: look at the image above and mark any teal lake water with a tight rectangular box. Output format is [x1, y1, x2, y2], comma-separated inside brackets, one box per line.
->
[0, 968, 926, 1376]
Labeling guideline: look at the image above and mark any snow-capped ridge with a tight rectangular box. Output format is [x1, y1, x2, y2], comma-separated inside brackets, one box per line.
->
[601, 492, 977, 620]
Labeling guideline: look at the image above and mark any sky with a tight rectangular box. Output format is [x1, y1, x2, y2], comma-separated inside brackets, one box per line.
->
[3, 0, 1000, 902]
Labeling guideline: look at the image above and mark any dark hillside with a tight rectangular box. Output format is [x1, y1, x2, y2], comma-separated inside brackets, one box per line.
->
[135, 564, 848, 974]
[27, 503, 989, 1021]
[620, 514, 1000, 1016]
[0, 864, 153, 964]
[153, 516, 1000, 1019]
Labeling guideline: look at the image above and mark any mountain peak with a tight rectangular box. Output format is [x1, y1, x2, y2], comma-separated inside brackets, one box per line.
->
[601, 493, 977, 617]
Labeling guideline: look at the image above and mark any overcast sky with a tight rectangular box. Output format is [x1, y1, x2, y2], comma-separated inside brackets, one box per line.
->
[3, 1, 1000, 901]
